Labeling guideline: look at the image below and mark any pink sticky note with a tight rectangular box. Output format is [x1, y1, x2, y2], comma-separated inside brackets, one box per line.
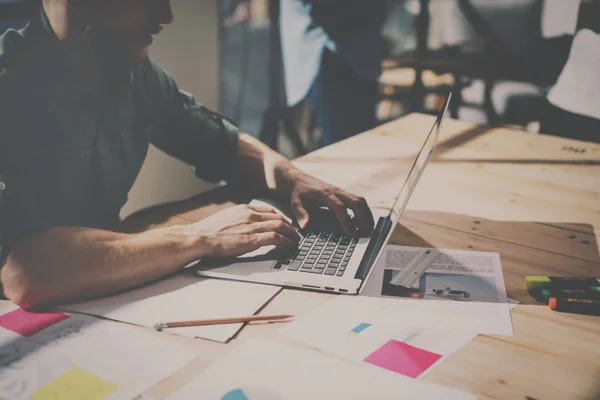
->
[363, 339, 442, 378]
[0, 308, 69, 337]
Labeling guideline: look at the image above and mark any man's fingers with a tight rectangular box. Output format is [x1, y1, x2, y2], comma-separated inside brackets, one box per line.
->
[290, 198, 310, 229]
[248, 210, 294, 225]
[335, 192, 374, 236]
[245, 205, 295, 229]
[253, 220, 301, 242]
[324, 196, 355, 236]
[253, 232, 296, 248]
[246, 203, 278, 214]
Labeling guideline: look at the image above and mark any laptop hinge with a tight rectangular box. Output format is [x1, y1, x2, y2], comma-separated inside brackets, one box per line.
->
[354, 216, 392, 281]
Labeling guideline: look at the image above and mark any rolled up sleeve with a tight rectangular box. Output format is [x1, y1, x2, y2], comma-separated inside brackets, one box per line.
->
[140, 60, 239, 183]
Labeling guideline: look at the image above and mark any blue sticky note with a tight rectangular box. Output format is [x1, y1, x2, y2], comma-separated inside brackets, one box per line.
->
[351, 323, 372, 333]
[223, 389, 248, 400]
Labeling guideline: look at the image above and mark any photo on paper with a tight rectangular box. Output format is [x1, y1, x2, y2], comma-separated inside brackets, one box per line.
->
[381, 270, 499, 302]
[360, 245, 508, 304]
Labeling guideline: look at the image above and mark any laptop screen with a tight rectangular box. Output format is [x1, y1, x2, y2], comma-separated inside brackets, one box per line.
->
[386, 94, 451, 225]
[358, 95, 451, 293]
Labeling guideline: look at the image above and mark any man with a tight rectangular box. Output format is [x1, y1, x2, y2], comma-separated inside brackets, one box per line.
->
[280, 0, 386, 146]
[0, 0, 374, 309]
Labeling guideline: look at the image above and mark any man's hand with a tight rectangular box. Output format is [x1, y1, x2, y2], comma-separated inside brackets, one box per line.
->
[191, 204, 301, 258]
[0, 204, 300, 308]
[227, 133, 374, 238]
[287, 172, 374, 237]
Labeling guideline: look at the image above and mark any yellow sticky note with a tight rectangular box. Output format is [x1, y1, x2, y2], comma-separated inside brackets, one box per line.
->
[31, 366, 119, 400]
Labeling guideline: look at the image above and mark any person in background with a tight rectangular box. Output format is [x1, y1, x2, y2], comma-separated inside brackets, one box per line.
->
[0, 0, 374, 309]
[280, 0, 387, 146]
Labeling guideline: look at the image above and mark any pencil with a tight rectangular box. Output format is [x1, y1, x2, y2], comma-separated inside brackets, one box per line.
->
[154, 314, 294, 331]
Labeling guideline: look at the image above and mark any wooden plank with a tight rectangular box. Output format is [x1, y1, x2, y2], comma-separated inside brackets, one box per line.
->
[424, 163, 600, 216]
[434, 158, 600, 191]
[291, 115, 600, 235]
[402, 210, 599, 263]
[426, 305, 600, 400]
[540, 222, 596, 236]
[337, 149, 600, 222]
[381, 113, 600, 161]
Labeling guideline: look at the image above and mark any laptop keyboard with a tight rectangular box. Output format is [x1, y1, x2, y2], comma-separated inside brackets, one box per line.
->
[275, 232, 358, 277]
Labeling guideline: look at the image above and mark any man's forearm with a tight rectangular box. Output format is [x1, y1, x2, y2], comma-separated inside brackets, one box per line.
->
[227, 133, 303, 198]
[0, 224, 202, 308]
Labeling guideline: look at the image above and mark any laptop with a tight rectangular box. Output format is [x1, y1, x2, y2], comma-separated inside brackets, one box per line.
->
[195, 94, 451, 294]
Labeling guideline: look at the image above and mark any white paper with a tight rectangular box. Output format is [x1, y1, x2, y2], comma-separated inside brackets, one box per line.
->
[0, 311, 196, 400]
[167, 338, 476, 400]
[280, 315, 477, 379]
[281, 294, 512, 365]
[358, 245, 513, 335]
[362, 245, 508, 304]
[548, 29, 600, 120]
[59, 272, 281, 342]
[386, 293, 510, 334]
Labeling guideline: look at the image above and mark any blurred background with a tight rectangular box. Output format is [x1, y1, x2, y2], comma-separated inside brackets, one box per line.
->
[220, 0, 598, 159]
[1, 0, 598, 215]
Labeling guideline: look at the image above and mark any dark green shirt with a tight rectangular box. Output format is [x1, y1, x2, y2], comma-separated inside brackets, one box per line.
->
[0, 9, 239, 259]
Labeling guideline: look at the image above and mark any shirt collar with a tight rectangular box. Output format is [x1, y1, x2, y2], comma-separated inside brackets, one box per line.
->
[23, 7, 134, 96]
[23, 7, 75, 77]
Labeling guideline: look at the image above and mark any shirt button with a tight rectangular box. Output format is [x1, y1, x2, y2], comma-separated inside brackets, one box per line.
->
[0, 181, 6, 194]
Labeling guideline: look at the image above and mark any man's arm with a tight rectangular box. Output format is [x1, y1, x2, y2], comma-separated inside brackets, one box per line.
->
[226, 133, 374, 236]
[1, 225, 198, 309]
[141, 59, 373, 236]
[0, 204, 299, 309]
[225, 133, 299, 197]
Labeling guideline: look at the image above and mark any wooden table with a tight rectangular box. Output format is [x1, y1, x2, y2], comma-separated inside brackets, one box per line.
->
[5, 114, 600, 399]
[128, 114, 600, 400]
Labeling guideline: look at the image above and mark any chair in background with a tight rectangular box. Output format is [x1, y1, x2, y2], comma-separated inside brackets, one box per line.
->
[380, 0, 546, 127]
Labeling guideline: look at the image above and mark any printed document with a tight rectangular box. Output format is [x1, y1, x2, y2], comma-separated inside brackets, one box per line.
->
[362, 245, 508, 304]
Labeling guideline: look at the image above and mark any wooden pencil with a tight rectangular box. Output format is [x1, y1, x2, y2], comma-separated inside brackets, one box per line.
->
[154, 314, 294, 331]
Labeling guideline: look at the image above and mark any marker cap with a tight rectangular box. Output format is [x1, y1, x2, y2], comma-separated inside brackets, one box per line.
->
[526, 276, 551, 291]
